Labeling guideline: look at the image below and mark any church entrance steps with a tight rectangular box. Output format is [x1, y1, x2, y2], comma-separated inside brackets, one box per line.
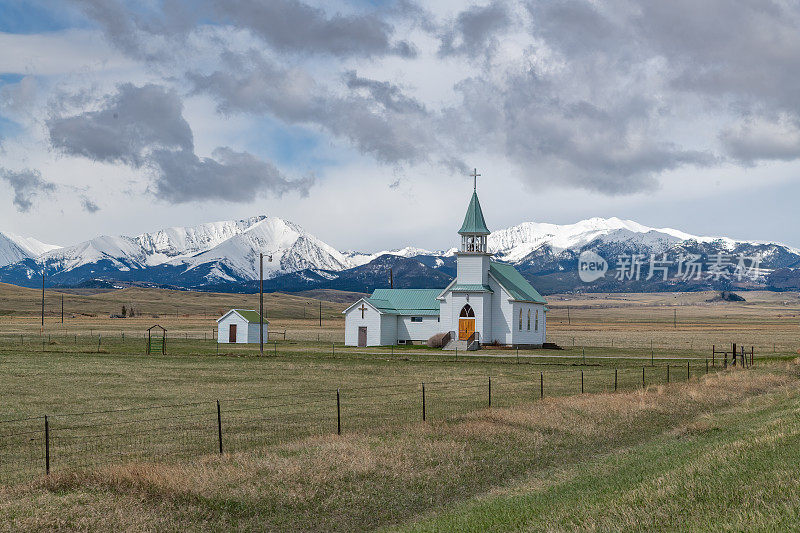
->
[442, 339, 480, 351]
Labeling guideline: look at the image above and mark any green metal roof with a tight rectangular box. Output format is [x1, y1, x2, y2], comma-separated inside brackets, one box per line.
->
[234, 309, 266, 323]
[489, 262, 547, 304]
[450, 284, 493, 292]
[458, 191, 490, 235]
[367, 289, 441, 315]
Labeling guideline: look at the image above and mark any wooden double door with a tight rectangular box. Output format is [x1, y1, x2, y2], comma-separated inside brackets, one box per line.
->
[459, 303, 476, 340]
[458, 319, 475, 340]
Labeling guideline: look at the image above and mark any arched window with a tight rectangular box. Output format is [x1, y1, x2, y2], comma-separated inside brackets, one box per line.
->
[535, 309, 539, 331]
[527, 309, 531, 331]
[519, 308, 523, 331]
[460, 304, 475, 318]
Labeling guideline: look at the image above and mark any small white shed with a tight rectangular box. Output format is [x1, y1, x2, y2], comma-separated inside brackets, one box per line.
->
[216, 309, 268, 344]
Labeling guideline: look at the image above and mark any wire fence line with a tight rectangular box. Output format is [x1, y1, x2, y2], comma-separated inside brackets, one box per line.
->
[0, 359, 741, 486]
[0, 331, 782, 361]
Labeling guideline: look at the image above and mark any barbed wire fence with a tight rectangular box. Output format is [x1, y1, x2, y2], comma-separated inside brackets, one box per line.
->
[0, 328, 783, 361]
[0, 358, 741, 486]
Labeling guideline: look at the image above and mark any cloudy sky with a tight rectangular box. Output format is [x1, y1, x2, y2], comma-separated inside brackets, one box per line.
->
[1, 0, 799, 252]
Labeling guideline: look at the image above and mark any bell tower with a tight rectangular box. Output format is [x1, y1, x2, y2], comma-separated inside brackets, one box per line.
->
[456, 169, 491, 285]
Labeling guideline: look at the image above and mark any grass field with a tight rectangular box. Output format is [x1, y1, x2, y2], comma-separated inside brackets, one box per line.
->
[1, 284, 799, 531]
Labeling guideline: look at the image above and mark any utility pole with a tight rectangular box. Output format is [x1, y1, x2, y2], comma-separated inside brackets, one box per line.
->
[259, 253, 264, 356]
[61, 294, 64, 324]
[41, 261, 45, 331]
[389, 268, 393, 288]
[319, 300, 322, 327]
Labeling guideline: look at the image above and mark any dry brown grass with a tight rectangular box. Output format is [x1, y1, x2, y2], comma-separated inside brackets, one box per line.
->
[1, 367, 793, 532]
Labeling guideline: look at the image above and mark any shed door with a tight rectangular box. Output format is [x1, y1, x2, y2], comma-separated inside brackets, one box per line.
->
[358, 326, 367, 347]
[229, 324, 237, 343]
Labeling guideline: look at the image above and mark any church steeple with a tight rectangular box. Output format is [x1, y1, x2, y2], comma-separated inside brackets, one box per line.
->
[458, 169, 490, 254]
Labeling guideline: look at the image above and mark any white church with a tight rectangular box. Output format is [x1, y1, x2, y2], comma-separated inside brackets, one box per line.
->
[344, 174, 547, 349]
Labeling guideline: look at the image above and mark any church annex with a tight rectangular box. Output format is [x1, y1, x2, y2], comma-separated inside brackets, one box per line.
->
[343, 174, 547, 349]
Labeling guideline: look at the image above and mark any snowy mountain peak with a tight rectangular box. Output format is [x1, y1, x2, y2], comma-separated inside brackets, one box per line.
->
[0, 231, 61, 268]
[176, 215, 349, 281]
[488, 217, 717, 262]
[135, 215, 268, 265]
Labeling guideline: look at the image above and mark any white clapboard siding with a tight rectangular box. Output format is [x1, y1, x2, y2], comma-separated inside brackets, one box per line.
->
[246, 323, 269, 344]
[455, 254, 489, 285]
[489, 277, 514, 344]
[396, 315, 442, 342]
[509, 302, 546, 346]
[344, 300, 382, 346]
[217, 312, 248, 344]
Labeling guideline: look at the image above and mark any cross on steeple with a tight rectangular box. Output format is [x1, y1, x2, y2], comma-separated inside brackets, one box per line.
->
[358, 304, 368, 319]
[470, 168, 481, 191]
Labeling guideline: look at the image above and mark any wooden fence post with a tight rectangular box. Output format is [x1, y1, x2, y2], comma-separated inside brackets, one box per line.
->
[422, 382, 426, 421]
[642, 366, 645, 388]
[337, 389, 341, 435]
[581, 370, 584, 393]
[44, 415, 50, 475]
[488, 377, 492, 408]
[216, 400, 223, 455]
[614, 368, 617, 391]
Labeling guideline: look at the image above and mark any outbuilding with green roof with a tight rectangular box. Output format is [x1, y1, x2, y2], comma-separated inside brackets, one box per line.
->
[216, 309, 268, 344]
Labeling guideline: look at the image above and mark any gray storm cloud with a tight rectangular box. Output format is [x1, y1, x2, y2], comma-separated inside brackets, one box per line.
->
[73, 0, 415, 59]
[209, 0, 417, 57]
[63, 0, 800, 196]
[0, 168, 56, 212]
[439, 0, 511, 58]
[47, 83, 313, 203]
[149, 147, 314, 203]
[188, 52, 446, 166]
[80, 196, 100, 213]
[48, 83, 194, 167]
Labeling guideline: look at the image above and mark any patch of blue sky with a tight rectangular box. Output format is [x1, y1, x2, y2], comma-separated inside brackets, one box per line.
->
[0, 1, 88, 34]
[0, 115, 23, 138]
[245, 119, 349, 173]
[0, 74, 24, 85]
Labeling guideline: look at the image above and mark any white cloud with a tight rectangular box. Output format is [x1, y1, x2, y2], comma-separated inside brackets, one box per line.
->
[0, 29, 138, 76]
[3, 0, 800, 249]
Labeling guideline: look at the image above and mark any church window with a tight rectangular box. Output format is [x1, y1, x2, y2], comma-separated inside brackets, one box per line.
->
[519, 309, 523, 331]
[535, 310, 539, 331]
[460, 304, 475, 317]
[527, 309, 531, 330]
[411, 317, 422, 322]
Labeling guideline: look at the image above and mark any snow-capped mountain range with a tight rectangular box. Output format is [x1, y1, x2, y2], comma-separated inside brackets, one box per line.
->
[0, 231, 61, 268]
[1, 215, 798, 292]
